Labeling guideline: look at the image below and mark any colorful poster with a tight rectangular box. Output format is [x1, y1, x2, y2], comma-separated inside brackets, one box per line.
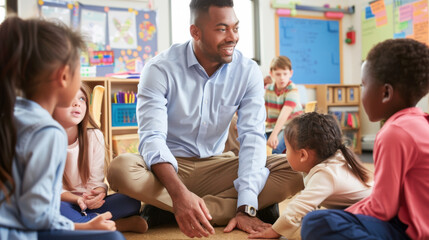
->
[76, 3, 157, 76]
[361, 3, 394, 60]
[89, 50, 114, 66]
[108, 10, 138, 49]
[370, 0, 388, 27]
[81, 9, 106, 45]
[41, 5, 71, 26]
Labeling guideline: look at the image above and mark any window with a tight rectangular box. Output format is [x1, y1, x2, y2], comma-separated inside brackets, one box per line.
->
[0, 0, 5, 23]
[169, 0, 260, 64]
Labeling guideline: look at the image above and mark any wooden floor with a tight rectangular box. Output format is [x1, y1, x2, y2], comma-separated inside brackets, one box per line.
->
[122, 162, 374, 240]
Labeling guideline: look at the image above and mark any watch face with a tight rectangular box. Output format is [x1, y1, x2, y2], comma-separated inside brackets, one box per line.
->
[246, 205, 257, 217]
[249, 207, 256, 216]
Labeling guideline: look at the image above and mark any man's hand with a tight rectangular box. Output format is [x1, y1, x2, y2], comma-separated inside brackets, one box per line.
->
[173, 189, 215, 238]
[151, 163, 215, 238]
[223, 212, 272, 234]
[248, 226, 281, 239]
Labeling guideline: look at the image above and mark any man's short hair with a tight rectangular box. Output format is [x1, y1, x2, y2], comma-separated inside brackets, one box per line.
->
[190, 0, 234, 25]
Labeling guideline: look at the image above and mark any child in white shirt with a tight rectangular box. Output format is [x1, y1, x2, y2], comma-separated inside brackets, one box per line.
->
[53, 83, 148, 233]
[249, 112, 372, 239]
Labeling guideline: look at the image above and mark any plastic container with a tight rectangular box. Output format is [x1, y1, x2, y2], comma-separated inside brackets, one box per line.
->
[112, 134, 139, 155]
[111, 103, 137, 127]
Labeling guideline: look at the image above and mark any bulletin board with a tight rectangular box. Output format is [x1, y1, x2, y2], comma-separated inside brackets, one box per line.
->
[361, 0, 428, 60]
[38, 1, 158, 77]
[276, 15, 342, 85]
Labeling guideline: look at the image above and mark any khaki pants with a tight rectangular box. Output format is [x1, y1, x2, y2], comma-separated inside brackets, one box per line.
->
[107, 116, 304, 225]
[107, 152, 303, 226]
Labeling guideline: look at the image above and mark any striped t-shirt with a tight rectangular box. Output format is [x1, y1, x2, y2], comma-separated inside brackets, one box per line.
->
[265, 81, 303, 129]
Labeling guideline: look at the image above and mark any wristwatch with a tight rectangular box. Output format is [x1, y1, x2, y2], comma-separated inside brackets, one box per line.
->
[236, 205, 257, 217]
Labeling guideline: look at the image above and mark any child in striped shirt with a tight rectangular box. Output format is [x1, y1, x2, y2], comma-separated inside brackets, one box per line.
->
[265, 56, 304, 154]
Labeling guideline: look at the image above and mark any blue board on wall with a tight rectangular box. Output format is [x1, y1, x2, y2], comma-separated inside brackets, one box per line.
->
[278, 16, 341, 84]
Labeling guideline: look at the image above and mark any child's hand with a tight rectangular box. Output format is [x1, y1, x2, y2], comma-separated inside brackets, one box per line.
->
[264, 75, 273, 86]
[77, 196, 88, 212]
[267, 135, 279, 149]
[83, 189, 106, 209]
[248, 226, 281, 239]
[79, 212, 116, 231]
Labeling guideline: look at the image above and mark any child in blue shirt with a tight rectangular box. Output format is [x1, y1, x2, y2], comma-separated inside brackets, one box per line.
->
[0, 16, 124, 240]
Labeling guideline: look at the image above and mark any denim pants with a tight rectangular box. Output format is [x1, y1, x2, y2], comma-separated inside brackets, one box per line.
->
[38, 230, 125, 240]
[265, 130, 286, 154]
[60, 193, 141, 223]
[301, 209, 410, 240]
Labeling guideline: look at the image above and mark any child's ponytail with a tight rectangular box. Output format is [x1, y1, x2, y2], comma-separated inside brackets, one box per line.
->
[0, 16, 25, 204]
[338, 144, 371, 187]
[0, 16, 85, 203]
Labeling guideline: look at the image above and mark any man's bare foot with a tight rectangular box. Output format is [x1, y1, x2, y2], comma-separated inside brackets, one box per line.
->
[116, 215, 148, 233]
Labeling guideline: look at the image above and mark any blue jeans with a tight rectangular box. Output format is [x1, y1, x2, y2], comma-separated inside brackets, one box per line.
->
[38, 230, 125, 240]
[61, 193, 141, 223]
[301, 209, 410, 240]
[265, 130, 286, 154]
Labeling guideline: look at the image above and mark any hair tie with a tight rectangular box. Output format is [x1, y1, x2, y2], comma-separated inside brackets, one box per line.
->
[339, 144, 346, 151]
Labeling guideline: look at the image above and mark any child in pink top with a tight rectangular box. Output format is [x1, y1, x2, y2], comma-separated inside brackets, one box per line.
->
[53, 83, 148, 233]
[301, 38, 429, 239]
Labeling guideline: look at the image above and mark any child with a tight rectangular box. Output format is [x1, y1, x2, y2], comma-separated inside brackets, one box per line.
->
[301, 39, 429, 239]
[0, 16, 124, 239]
[53, 83, 148, 233]
[249, 112, 372, 239]
[265, 56, 303, 154]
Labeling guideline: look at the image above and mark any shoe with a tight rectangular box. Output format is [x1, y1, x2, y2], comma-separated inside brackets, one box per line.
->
[140, 204, 177, 228]
[257, 203, 279, 224]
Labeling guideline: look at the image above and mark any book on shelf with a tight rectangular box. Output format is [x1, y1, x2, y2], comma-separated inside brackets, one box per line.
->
[329, 111, 360, 129]
[106, 71, 140, 79]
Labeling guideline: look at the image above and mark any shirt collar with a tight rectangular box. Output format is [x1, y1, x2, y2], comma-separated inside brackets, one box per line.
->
[186, 40, 200, 68]
[383, 107, 425, 127]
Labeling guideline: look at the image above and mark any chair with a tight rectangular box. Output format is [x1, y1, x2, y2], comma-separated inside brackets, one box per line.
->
[296, 84, 317, 113]
[89, 85, 105, 128]
[304, 101, 317, 113]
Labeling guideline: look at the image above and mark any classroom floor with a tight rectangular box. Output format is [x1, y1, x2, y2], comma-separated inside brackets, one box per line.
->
[122, 153, 374, 240]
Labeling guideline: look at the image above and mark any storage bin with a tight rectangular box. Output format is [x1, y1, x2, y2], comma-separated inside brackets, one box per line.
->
[112, 134, 139, 155]
[334, 87, 346, 103]
[112, 103, 137, 126]
[346, 87, 359, 103]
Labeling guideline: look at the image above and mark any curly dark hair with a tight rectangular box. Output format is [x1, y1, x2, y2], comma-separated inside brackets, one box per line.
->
[285, 112, 370, 185]
[366, 38, 429, 105]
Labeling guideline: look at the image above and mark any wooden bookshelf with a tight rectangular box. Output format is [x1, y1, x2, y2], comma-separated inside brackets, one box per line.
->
[315, 84, 362, 154]
[83, 77, 139, 161]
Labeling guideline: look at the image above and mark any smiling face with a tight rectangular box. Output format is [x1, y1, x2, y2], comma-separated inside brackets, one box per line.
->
[53, 89, 87, 129]
[191, 6, 239, 74]
[271, 68, 293, 90]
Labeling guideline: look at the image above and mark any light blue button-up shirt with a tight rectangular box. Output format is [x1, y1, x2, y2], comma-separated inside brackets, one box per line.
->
[137, 41, 269, 209]
[0, 98, 74, 240]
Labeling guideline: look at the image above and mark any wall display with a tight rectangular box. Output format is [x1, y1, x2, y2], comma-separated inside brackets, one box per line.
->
[276, 15, 342, 84]
[38, 0, 158, 76]
[361, 0, 428, 59]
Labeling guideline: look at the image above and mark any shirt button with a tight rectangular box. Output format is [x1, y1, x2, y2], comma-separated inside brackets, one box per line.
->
[203, 122, 206, 125]
[204, 100, 208, 104]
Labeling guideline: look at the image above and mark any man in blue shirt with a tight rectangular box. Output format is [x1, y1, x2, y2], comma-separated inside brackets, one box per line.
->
[107, 0, 303, 238]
